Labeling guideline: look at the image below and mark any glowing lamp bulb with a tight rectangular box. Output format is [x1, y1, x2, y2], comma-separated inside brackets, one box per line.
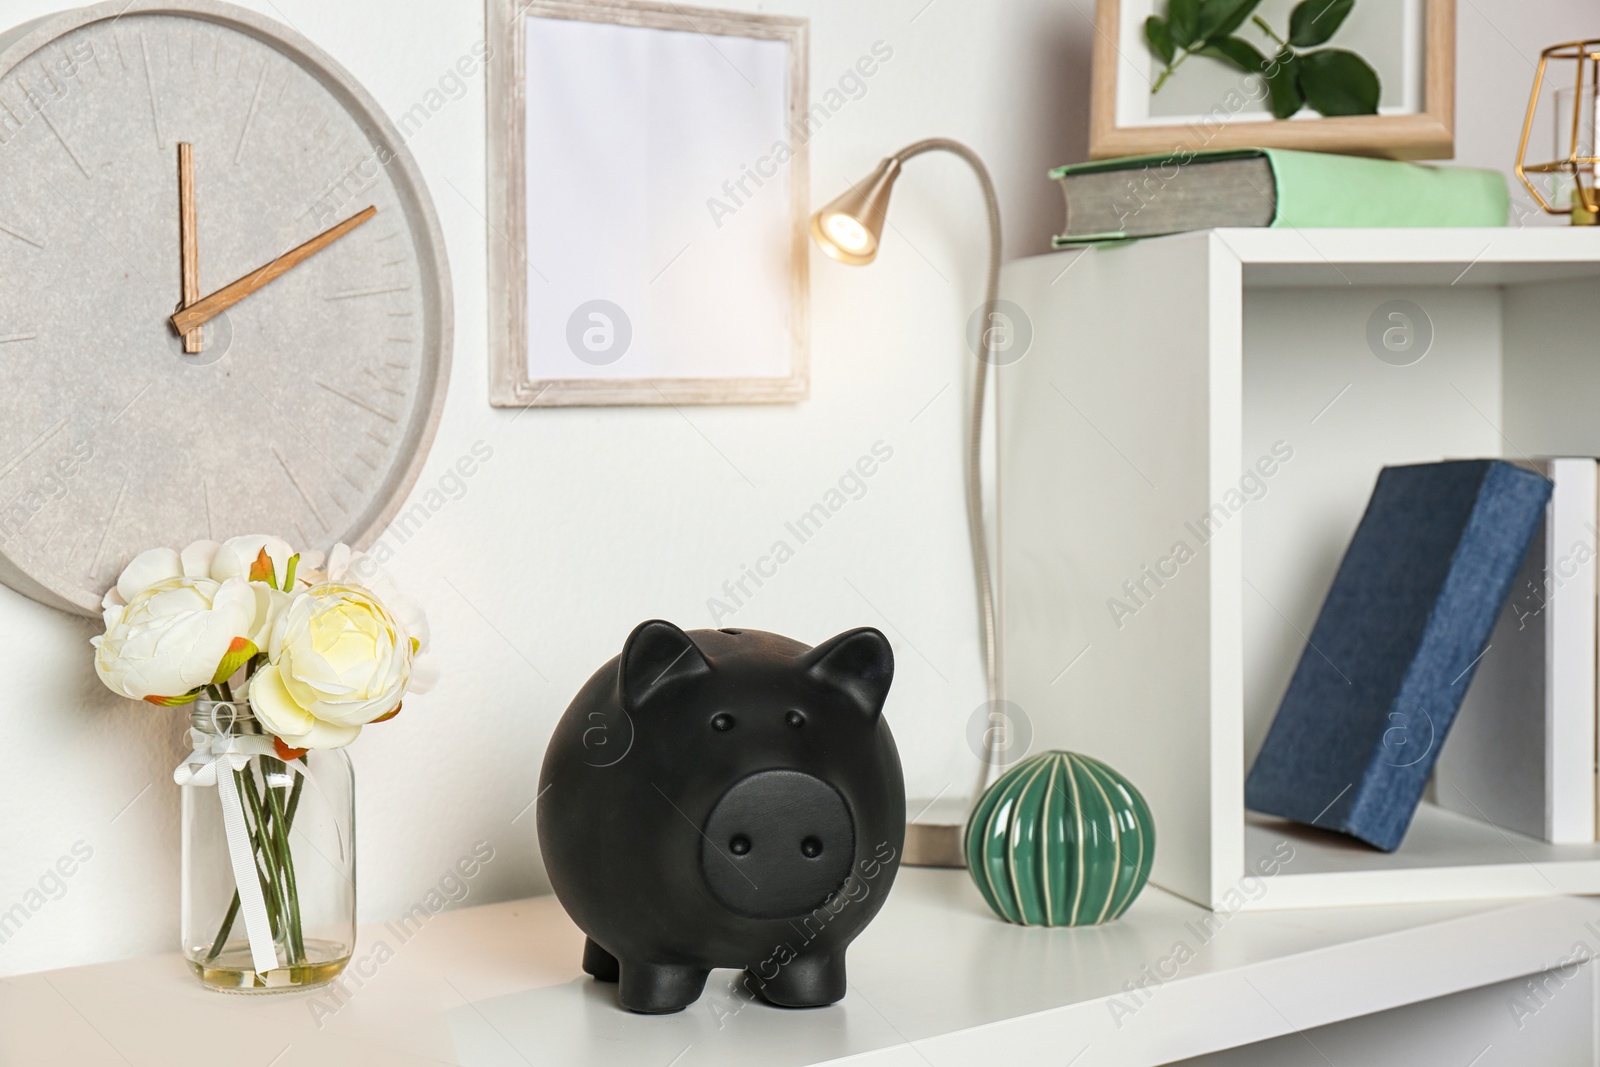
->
[824, 213, 872, 253]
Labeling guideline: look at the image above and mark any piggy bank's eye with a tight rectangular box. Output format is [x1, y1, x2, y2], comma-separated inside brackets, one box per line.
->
[785, 710, 806, 728]
[711, 713, 735, 732]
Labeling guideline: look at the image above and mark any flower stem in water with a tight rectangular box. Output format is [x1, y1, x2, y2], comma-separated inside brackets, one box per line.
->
[207, 768, 306, 962]
[264, 758, 307, 963]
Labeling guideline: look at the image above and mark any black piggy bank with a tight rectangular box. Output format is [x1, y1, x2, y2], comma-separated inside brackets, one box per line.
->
[536, 620, 905, 1014]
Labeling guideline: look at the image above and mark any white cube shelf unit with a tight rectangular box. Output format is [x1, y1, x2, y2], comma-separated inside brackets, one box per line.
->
[998, 228, 1600, 910]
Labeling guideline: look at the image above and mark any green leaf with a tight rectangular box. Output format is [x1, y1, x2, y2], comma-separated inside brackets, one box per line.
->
[143, 689, 201, 707]
[1145, 15, 1175, 65]
[1169, 0, 1200, 47]
[1196, 0, 1263, 42]
[1198, 36, 1269, 75]
[1297, 48, 1380, 115]
[1289, 0, 1355, 47]
[212, 636, 259, 686]
[1264, 50, 1304, 118]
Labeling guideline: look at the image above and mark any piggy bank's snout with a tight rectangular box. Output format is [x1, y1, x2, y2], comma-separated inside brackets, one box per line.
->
[699, 769, 856, 920]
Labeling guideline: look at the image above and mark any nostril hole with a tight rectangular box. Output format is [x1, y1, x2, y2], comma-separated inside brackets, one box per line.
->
[800, 836, 822, 858]
[719, 629, 743, 635]
[711, 713, 735, 731]
[785, 710, 805, 728]
[729, 834, 751, 856]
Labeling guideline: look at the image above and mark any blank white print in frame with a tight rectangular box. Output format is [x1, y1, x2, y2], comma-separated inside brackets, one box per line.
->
[0, 1, 452, 615]
[495, 1, 808, 406]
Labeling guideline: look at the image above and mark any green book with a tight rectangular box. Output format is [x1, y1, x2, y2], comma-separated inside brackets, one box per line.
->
[1049, 148, 1509, 246]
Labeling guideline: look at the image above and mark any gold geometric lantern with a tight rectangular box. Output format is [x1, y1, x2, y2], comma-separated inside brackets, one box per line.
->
[1516, 39, 1600, 223]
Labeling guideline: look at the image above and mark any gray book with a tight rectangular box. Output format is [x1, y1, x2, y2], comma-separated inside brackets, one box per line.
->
[1056, 156, 1277, 242]
[1048, 147, 1510, 245]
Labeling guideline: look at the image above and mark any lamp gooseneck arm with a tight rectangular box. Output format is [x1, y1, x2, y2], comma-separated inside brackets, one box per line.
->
[891, 139, 1003, 792]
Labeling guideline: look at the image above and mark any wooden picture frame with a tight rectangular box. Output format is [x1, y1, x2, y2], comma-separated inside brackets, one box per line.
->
[486, 0, 809, 407]
[1088, 0, 1455, 161]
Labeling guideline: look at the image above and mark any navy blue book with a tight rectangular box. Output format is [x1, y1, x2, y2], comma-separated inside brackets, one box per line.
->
[1245, 460, 1552, 851]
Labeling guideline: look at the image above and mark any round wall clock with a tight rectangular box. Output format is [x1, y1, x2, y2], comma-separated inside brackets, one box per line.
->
[0, 0, 452, 615]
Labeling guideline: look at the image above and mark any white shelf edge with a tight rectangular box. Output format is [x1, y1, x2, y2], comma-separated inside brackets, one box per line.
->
[830, 891, 1600, 1067]
[1208, 226, 1600, 264]
[1232, 862, 1600, 911]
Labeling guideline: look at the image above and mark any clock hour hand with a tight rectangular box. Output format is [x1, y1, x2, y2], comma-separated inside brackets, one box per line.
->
[169, 205, 378, 335]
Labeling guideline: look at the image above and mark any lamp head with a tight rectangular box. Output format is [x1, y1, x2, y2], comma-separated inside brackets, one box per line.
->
[810, 156, 903, 266]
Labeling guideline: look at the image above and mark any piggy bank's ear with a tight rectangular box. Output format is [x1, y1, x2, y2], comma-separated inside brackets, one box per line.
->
[800, 627, 894, 717]
[620, 620, 712, 711]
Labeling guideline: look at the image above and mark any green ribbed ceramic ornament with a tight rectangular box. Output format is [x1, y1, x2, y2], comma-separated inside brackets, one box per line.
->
[964, 751, 1155, 926]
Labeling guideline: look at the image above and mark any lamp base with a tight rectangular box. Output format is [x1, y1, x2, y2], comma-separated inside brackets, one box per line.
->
[903, 821, 966, 868]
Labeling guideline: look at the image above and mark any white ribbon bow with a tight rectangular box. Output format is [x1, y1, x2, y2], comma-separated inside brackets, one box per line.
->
[173, 706, 301, 977]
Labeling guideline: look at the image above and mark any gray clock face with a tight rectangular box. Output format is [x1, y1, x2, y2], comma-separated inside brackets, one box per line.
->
[0, 1, 451, 615]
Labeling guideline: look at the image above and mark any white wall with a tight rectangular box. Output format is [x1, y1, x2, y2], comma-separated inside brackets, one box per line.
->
[0, 0, 1589, 977]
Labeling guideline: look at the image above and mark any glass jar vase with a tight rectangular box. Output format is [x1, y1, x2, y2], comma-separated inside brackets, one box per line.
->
[180, 698, 355, 992]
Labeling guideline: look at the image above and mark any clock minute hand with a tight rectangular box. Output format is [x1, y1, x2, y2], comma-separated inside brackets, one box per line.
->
[178, 143, 203, 353]
[170, 205, 378, 335]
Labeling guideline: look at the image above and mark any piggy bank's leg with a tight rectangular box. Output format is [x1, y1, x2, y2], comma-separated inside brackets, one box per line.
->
[582, 938, 620, 983]
[752, 950, 847, 1008]
[619, 962, 710, 1014]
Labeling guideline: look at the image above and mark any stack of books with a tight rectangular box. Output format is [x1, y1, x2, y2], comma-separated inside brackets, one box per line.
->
[1048, 148, 1509, 245]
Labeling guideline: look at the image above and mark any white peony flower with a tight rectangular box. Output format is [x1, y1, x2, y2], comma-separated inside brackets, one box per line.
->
[250, 548, 433, 749]
[93, 574, 258, 702]
[94, 535, 433, 740]
[324, 545, 433, 681]
[94, 536, 329, 702]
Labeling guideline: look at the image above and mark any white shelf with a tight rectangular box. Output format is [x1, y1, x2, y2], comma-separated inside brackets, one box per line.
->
[3, 869, 1597, 1066]
[1219, 227, 1600, 287]
[1247, 802, 1600, 909]
[998, 227, 1600, 910]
